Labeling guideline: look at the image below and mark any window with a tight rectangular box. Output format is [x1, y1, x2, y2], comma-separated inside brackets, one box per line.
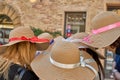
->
[64, 12, 86, 38]
[107, 6, 120, 15]
[0, 14, 13, 44]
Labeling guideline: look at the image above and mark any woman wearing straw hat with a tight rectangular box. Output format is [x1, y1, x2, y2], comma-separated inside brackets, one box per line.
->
[80, 11, 120, 80]
[106, 36, 120, 80]
[0, 26, 49, 80]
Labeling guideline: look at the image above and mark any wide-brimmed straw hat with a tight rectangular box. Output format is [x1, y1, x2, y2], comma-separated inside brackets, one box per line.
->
[31, 40, 98, 80]
[0, 26, 50, 52]
[81, 11, 120, 48]
[67, 32, 105, 59]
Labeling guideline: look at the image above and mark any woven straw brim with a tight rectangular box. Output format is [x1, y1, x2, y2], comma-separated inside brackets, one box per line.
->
[36, 42, 49, 50]
[74, 42, 105, 59]
[31, 53, 96, 80]
[0, 40, 49, 52]
[81, 27, 120, 48]
[68, 32, 105, 59]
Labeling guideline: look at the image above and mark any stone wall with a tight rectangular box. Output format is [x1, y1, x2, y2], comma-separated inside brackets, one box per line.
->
[1, 0, 120, 35]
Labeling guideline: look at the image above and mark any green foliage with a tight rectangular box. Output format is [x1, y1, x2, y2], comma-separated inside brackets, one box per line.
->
[30, 26, 44, 36]
[30, 26, 62, 37]
[52, 31, 62, 37]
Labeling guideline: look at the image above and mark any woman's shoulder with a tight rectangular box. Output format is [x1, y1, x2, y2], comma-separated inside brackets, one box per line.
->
[22, 69, 39, 80]
[0, 57, 39, 80]
[9, 63, 39, 80]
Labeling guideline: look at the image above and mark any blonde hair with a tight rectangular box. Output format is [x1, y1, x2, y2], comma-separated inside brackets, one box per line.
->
[2, 41, 37, 69]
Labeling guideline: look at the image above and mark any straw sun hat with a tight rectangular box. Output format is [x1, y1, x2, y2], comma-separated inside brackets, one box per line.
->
[36, 32, 54, 55]
[0, 26, 50, 52]
[31, 40, 98, 80]
[67, 32, 105, 59]
[81, 11, 120, 48]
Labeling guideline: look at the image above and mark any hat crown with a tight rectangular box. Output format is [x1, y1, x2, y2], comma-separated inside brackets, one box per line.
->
[51, 41, 80, 64]
[91, 11, 120, 30]
[38, 32, 53, 40]
[9, 27, 34, 39]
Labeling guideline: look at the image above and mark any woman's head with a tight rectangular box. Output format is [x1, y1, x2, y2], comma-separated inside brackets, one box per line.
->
[110, 36, 120, 48]
[3, 41, 36, 69]
[105, 36, 120, 53]
[0, 26, 50, 69]
[0, 26, 49, 53]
